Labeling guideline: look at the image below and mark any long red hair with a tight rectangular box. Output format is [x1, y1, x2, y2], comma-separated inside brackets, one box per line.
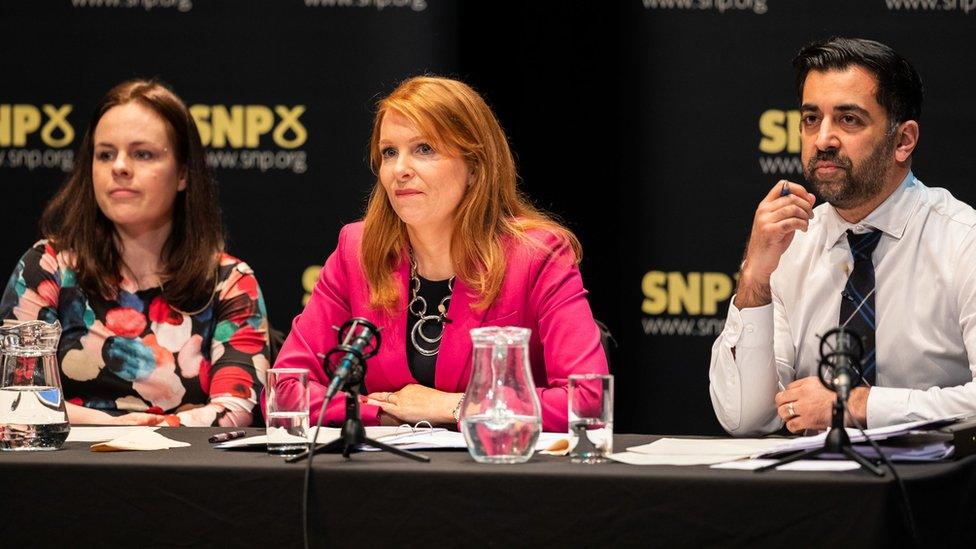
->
[361, 76, 581, 311]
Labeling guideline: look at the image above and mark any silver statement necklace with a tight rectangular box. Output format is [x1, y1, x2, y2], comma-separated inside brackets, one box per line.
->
[408, 253, 455, 357]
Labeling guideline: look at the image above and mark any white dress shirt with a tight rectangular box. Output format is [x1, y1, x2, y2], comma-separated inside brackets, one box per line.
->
[709, 173, 976, 436]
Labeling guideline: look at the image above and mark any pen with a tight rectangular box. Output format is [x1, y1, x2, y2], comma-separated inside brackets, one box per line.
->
[780, 181, 791, 197]
[209, 430, 247, 443]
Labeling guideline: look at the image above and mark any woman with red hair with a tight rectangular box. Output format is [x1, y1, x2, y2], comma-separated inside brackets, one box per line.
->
[273, 76, 607, 432]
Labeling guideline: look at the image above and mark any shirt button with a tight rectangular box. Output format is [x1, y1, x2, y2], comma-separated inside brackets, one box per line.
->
[745, 324, 755, 333]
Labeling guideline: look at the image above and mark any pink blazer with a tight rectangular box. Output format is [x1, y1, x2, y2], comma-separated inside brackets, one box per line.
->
[272, 221, 608, 432]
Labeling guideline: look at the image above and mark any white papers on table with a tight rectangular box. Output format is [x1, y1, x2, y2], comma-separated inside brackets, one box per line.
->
[66, 426, 162, 442]
[608, 417, 964, 467]
[710, 459, 861, 472]
[853, 442, 954, 461]
[609, 452, 740, 466]
[213, 427, 568, 451]
[365, 428, 460, 450]
[357, 429, 567, 451]
[628, 438, 788, 457]
[607, 437, 788, 466]
[758, 416, 963, 458]
[90, 429, 189, 452]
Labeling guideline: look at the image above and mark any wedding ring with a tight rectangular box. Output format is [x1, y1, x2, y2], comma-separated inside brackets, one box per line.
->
[786, 402, 796, 418]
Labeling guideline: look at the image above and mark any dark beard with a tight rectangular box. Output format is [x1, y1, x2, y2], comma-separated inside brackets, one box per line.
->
[804, 133, 896, 210]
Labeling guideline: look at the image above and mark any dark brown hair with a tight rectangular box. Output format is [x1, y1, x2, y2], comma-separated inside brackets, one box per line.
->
[40, 79, 224, 310]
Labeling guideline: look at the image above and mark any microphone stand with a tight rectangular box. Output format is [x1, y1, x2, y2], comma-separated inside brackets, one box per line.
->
[756, 327, 884, 476]
[287, 377, 430, 463]
[286, 318, 429, 463]
[756, 392, 884, 475]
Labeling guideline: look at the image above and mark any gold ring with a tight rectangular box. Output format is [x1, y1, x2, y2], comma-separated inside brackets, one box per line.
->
[786, 402, 796, 418]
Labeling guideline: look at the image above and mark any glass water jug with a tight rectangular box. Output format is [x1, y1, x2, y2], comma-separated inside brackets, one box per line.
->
[0, 320, 70, 451]
[460, 327, 542, 464]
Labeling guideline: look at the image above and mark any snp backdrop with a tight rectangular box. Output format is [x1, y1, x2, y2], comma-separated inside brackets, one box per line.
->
[1, 0, 974, 435]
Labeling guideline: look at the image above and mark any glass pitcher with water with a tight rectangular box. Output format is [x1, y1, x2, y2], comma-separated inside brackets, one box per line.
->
[0, 320, 70, 451]
[460, 327, 541, 464]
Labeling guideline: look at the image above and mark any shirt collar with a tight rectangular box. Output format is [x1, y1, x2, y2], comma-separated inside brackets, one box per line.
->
[822, 171, 919, 250]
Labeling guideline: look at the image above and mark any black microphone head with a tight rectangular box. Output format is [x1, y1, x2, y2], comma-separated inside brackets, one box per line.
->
[337, 317, 381, 359]
[323, 317, 384, 388]
[817, 326, 865, 394]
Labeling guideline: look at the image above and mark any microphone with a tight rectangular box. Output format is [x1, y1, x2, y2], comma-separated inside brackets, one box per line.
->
[817, 326, 864, 402]
[322, 318, 381, 401]
[288, 318, 381, 467]
[832, 329, 855, 401]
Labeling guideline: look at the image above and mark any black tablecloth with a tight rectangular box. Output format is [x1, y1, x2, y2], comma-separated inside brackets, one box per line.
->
[0, 428, 974, 548]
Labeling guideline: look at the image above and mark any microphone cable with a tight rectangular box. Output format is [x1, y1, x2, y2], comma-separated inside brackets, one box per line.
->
[303, 390, 332, 549]
[842, 400, 920, 548]
[817, 327, 919, 545]
[298, 318, 380, 549]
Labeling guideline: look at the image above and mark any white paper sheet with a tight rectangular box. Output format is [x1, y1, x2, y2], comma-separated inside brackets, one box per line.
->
[710, 459, 861, 472]
[626, 438, 788, 458]
[609, 451, 737, 466]
[90, 430, 189, 452]
[66, 426, 161, 442]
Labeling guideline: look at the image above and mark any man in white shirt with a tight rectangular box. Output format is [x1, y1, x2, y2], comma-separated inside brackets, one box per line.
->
[709, 37, 976, 436]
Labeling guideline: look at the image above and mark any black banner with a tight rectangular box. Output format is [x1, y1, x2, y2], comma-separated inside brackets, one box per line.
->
[2, 0, 974, 434]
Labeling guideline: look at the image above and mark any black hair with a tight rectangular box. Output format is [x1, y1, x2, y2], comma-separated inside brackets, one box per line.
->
[793, 37, 923, 125]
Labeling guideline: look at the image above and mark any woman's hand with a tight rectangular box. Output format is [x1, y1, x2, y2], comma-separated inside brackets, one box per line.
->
[366, 384, 463, 425]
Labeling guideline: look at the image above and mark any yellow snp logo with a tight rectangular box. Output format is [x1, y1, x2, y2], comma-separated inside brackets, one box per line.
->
[189, 105, 307, 149]
[0, 105, 74, 148]
[642, 271, 736, 316]
[302, 265, 322, 305]
[758, 109, 801, 154]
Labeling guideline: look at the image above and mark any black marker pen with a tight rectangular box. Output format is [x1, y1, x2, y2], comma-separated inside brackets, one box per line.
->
[209, 430, 247, 443]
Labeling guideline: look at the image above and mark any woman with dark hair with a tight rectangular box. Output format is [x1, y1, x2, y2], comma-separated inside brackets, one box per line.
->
[1, 79, 269, 426]
[272, 76, 607, 432]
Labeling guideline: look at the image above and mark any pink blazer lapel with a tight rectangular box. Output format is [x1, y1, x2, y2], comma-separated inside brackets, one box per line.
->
[435, 277, 490, 392]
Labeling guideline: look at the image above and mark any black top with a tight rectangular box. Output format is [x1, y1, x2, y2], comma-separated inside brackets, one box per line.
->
[406, 276, 452, 387]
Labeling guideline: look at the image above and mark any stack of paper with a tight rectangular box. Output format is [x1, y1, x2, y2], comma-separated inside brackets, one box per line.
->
[609, 438, 787, 466]
[711, 459, 861, 472]
[608, 416, 963, 467]
[758, 416, 962, 460]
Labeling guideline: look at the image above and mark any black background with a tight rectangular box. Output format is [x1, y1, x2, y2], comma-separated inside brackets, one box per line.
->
[2, 0, 974, 434]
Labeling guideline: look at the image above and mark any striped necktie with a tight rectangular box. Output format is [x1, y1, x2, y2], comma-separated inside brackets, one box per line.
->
[840, 229, 883, 386]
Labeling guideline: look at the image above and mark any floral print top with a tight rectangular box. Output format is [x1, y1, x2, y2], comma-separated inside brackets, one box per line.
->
[0, 240, 270, 427]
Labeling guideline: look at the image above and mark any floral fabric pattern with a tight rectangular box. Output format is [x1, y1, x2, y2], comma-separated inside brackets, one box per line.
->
[0, 240, 270, 426]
